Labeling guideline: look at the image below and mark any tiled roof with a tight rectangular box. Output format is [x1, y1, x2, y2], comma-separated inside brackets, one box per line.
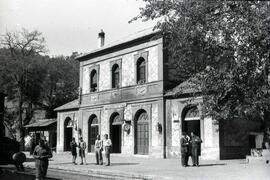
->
[24, 119, 56, 128]
[54, 99, 79, 111]
[165, 76, 202, 97]
[76, 27, 160, 60]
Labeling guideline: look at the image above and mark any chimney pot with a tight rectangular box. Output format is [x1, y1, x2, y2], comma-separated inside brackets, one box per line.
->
[98, 29, 105, 48]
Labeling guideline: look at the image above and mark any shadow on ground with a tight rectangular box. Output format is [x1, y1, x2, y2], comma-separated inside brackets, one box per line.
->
[198, 163, 226, 167]
[110, 162, 140, 166]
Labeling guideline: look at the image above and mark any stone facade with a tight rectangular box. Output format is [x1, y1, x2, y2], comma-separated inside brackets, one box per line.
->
[56, 30, 258, 160]
[166, 98, 220, 160]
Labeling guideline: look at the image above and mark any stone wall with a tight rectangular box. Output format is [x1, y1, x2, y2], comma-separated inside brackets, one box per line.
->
[166, 98, 220, 160]
[57, 110, 78, 152]
[77, 100, 164, 157]
[81, 44, 160, 94]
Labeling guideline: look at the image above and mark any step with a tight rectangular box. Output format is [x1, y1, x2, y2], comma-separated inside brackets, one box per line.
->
[246, 155, 270, 164]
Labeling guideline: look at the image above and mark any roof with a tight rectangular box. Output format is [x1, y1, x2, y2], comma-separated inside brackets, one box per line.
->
[76, 27, 160, 61]
[24, 119, 56, 128]
[165, 76, 202, 97]
[54, 99, 79, 111]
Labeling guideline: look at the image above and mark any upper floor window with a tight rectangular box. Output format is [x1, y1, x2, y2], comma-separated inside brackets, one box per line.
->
[90, 69, 97, 92]
[112, 64, 120, 88]
[137, 57, 146, 84]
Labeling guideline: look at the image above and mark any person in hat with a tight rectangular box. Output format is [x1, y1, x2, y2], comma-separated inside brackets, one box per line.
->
[180, 132, 190, 167]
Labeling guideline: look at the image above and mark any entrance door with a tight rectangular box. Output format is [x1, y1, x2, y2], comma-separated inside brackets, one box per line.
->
[182, 106, 201, 137]
[135, 111, 149, 155]
[110, 113, 122, 153]
[89, 125, 98, 152]
[111, 125, 121, 153]
[64, 118, 73, 151]
[88, 115, 99, 152]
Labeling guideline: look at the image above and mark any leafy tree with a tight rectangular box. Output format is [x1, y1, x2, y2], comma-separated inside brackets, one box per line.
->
[0, 28, 47, 144]
[41, 52, 79, 118]
[133, 1, 270, 122]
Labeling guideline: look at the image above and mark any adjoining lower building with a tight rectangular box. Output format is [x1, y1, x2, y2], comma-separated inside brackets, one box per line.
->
[55, 29, 264, 160]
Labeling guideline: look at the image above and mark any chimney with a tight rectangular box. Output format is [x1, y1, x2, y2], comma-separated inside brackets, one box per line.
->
[98, 29, 105, 48]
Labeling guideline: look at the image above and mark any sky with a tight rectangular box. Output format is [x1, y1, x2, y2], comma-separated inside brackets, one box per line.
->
[0, 0, 155, 56]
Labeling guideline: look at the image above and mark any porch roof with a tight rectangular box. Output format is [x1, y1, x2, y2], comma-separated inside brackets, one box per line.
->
[24, 119, 57, 128]
[165, 76, 202, 97]
[54, 99, 79, 111]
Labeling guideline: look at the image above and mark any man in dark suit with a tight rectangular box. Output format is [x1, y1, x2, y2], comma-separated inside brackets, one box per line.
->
[180, 132, 190, 167]
[190, 132, 203, 167]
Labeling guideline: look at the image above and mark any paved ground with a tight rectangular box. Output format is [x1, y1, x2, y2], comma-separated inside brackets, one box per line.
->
[5, 152, 270, 180]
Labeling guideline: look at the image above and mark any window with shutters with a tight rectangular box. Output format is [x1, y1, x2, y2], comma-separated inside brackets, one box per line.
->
[90, 69, 97, 92]
[137, 57, 146, 84]
[112, 64, 120, 88]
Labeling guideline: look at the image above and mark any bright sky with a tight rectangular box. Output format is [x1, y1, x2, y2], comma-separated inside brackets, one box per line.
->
[0, 0, 155, 56]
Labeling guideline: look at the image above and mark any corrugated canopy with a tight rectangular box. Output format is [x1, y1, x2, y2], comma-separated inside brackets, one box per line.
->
[24, 119, 57, 128]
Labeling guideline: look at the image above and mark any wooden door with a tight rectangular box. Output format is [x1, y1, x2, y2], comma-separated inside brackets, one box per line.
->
[136, 112, 149, 155]
[89, 125, 98, 152]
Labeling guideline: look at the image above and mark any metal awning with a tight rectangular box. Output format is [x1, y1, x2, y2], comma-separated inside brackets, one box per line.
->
[24, 119, 57, 128]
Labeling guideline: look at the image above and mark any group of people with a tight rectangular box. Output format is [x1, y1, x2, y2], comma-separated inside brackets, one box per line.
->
[180, 132, 203, 167]
[70, 134, 112, 166]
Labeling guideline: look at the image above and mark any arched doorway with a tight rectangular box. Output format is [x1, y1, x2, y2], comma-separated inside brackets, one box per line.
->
[110, 112, 122, 153]
[182, 106, 201, 137]
[64, 117, 73, 151]
[88, 115, 99, 152]
[134, 110, 149, 155]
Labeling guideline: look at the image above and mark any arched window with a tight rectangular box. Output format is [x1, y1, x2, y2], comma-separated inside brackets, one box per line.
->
[137, 57, 146, 84]
[112, 64, 120, 88]
[90, 69, 97, 92]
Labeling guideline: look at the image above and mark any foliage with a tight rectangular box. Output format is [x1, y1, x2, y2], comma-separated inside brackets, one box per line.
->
[134, 0, 270, 122]
[0, 29, 79, 140]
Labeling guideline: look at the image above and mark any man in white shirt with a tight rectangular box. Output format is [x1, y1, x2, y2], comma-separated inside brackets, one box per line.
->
[95, 135, 103, 165]
[103, 134, 112, 166]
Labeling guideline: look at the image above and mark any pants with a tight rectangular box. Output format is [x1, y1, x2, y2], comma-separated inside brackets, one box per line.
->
[72, 154, 77, 163]
[191, 147, 199, 165]
[95, 148, 103, 164]
[181, 152, 189, 166]
[35, 159, 48, 179]
[105, 146, 110, 165]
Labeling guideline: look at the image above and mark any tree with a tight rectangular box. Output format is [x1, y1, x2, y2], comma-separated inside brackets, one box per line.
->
[0, 28, 47, 145]
[41, 52, 79, 118]
[133, 1, 270, 122]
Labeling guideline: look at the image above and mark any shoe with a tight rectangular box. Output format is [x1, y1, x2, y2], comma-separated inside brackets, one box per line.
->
[99, 163, 103, 165]
[80, 163, 83, 165]
[105, 164, 110, 166]
[74, 163, 77, 165]
[192, 164, 196, 167]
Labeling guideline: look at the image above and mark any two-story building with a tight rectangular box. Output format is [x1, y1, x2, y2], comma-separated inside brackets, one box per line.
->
[55, 29, 263, 160]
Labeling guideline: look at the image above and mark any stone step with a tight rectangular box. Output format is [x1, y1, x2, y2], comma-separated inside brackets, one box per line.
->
[246, 155, 270, 164]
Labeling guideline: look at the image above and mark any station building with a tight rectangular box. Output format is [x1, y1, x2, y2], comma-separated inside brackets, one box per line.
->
[55, 29, 263, 160]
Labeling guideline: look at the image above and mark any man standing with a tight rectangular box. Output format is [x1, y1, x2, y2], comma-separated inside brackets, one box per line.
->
[95, 135, 103, 165]
[70, 137, 77, 165]
[33, 139, 53, 180]
[190, 132, 203, 167]
[103, 134, 112, 166]
[78, 137, 87, 165]
[180, 132, 190, 167]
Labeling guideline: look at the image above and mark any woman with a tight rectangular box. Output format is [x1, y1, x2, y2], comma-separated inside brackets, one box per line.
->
[33, 139, 53, 180]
